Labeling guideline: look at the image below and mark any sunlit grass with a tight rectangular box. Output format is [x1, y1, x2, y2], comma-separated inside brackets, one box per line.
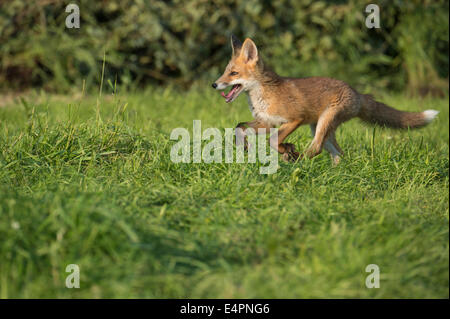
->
[0, 87, 448, 298]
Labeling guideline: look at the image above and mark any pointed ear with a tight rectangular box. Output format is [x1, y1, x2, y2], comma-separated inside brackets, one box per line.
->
[230, 34, 242, 56]
[241, 38, 258, 64]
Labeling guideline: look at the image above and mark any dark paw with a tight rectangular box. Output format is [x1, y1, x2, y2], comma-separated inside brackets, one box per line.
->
[282, 151, 300, 162]
[281, 143, 300, 162]
[283, 143, 296, 153]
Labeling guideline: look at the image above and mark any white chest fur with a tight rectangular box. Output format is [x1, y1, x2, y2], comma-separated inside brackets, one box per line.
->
[247, 85, 287, 127]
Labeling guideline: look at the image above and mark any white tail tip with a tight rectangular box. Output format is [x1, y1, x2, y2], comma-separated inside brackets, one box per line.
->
[423, 110, 439, 123]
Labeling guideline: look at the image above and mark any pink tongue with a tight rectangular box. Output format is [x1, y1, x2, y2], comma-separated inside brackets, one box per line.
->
[221, 86, 237, 99]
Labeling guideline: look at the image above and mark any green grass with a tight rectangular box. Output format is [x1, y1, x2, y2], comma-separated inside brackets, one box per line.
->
[0, 87, 448, 298]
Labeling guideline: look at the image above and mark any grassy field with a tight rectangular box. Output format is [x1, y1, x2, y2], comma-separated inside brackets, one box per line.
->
[0, 87, 448, 298]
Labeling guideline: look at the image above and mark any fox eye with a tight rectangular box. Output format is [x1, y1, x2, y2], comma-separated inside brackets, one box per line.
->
[229, 71, 238, 76]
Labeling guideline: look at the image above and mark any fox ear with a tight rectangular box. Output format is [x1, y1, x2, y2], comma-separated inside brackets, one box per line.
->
[231, 34, 242, 56]
[241, 38, 258, 64]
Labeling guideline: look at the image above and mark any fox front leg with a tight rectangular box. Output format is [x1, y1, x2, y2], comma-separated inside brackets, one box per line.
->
[269, 120, 303, 162]
[235, 120, 272, 151]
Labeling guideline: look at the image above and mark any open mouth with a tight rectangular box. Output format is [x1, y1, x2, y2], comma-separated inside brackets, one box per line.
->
[221, 84, 243, 103]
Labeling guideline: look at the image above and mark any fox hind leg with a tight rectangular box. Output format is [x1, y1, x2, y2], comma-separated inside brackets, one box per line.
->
[310, 124, 342, 165]
[327, 134, 342, 165]
[308, 109, 343, 163]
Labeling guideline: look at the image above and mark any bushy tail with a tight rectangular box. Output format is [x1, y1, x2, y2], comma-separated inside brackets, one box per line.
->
[358, 94, 438, 129]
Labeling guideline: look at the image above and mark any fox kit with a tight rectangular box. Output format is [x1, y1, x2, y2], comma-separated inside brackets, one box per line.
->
[212, 35, 439, 164]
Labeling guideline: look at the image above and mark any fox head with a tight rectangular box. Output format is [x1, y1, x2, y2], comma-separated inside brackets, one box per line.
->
[212, 35, 261, 103]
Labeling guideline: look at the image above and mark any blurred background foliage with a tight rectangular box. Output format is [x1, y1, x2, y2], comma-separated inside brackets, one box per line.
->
[0, 0, 448, 95]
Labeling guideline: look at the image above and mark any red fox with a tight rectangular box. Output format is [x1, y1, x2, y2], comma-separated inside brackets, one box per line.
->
[212, 35, 439, 164]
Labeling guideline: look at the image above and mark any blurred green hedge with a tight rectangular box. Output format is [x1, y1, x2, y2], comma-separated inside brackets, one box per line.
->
[0, 0, 448, 94]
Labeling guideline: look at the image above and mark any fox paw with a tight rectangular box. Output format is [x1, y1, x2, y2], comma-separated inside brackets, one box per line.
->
[281, 143, 300, 162]
[282, 151, 300, 162]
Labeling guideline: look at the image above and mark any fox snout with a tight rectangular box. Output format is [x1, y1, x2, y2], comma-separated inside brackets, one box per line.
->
[212, 81, 229, 90]
[213, 71, 245, 103]
[212, 82, 227, 89]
